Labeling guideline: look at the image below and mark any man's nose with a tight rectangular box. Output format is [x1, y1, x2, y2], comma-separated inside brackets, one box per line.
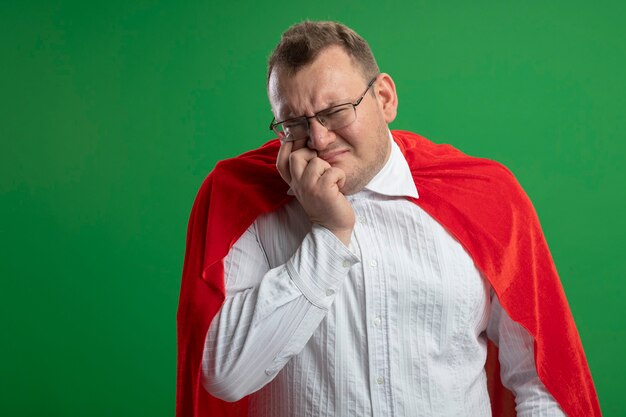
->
[307, 118, 334, 151]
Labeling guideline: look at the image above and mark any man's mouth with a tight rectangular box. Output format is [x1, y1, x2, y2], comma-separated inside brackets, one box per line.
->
[319, 149, 348, 164]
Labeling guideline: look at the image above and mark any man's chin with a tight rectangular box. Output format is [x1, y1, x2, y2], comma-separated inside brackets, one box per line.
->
[339, 177, 365, 196]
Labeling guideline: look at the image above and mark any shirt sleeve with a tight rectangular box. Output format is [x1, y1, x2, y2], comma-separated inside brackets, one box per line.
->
[487, 293, 566, 417]
[201, 221, 360, 402]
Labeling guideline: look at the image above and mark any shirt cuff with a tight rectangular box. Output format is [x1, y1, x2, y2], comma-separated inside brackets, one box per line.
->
[286, 224, 360, 309]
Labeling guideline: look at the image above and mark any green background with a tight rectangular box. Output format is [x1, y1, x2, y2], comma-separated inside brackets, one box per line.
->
[1, 1, 624, 415]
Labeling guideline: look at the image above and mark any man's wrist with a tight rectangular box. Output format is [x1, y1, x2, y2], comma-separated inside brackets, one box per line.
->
[329, 227, 353, 246]
[286, 225, 360, 309]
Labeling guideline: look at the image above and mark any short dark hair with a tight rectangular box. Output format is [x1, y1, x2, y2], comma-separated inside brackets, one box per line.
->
[267, 21, 380, 86]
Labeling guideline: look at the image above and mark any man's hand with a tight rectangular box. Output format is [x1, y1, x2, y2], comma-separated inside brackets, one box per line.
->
[276, 139, 355, 245]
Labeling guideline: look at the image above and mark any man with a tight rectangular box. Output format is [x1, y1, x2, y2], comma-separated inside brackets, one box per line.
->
[177, 21, 600, 416]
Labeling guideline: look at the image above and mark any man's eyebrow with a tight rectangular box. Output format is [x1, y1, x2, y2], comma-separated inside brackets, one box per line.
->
[324, 97, 351, 108]
[277, 97, 352, 121]
[305, 98, 352, 116]
[275, 105, 297, 121]
[279, 111, 302, 121]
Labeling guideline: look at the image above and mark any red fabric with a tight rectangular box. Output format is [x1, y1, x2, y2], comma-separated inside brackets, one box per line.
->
[176, 130, 601, 417]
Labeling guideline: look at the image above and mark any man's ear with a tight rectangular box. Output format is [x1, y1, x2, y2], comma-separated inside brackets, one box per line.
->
[375, 73, 398, 124]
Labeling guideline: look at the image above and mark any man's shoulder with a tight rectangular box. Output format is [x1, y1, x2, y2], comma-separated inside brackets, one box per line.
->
[393, 130, 519, 183]
[393, 130, 532, 211]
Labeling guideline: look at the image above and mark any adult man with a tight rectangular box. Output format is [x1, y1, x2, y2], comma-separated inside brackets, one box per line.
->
[177, 21, 600, 416]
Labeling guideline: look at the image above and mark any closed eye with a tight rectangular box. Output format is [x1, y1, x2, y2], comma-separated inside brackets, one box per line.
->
[321, 106, 350, 117]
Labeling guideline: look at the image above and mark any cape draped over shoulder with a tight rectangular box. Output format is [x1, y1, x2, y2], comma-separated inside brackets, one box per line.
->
[176, 130, 601, 417]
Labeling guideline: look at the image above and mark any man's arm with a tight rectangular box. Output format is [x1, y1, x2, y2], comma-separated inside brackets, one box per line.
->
[202, 220, 359, 402]
[202, 137, 358, 401]
[487, 294, 566, 416]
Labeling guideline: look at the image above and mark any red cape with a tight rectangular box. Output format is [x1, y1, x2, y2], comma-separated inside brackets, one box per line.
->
[176, 130, 600, 416]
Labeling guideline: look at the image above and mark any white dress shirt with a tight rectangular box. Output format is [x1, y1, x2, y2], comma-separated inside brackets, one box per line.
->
[202, 136, 565, 417]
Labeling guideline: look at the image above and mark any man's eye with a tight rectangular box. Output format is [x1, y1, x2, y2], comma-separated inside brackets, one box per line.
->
[324, 107, 349, 117]
[283, 120, 305, 129]
[283, 122, 307, 133]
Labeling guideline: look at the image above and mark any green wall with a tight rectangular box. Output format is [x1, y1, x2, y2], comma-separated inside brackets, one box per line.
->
[1, 1, 624, 415]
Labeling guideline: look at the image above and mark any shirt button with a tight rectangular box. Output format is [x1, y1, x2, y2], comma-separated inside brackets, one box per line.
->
[342, 260, 351, 268]
[325, 288, 335, 296]
[369, 259, 378, 268]
[376, 376, 385, 385]
[373, 316, 382, 327]
[358, 215, 367, 225]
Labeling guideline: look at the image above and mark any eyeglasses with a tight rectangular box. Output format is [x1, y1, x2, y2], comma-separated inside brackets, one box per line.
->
[269, 76, 378, 142]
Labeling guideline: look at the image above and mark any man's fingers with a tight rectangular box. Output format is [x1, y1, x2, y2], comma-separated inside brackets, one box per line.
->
[290, 138, 308, 152]
[276, 139, 293, 183]
[299, 157, 331, 188]
[289, 147, 319, 182]
[277, 138, 318, 185]
[318, 166, 347, 191]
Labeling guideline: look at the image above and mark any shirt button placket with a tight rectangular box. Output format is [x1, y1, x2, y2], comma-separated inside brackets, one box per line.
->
[358, 203, 387, 413]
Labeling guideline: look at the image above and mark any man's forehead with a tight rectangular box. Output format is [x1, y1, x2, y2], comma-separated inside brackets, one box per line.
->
[268, 57, 365, 117]
[270, 49, 360, 87]
[269, 76, 352, 118]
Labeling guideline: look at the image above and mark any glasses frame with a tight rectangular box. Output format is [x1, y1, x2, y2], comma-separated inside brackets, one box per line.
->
[269, 76, 378, 141]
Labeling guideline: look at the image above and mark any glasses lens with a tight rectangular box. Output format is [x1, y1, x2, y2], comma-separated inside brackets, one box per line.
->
[272, 103, 357, 141]
[318, 104, 356, 131]
[275, 118, 308, 142]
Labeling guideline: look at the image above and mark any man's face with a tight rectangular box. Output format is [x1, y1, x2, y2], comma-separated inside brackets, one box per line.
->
[268, 46, 397, 195]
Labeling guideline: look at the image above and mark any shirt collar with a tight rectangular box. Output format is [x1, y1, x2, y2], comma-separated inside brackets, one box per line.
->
[362, 131, 419, 199]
